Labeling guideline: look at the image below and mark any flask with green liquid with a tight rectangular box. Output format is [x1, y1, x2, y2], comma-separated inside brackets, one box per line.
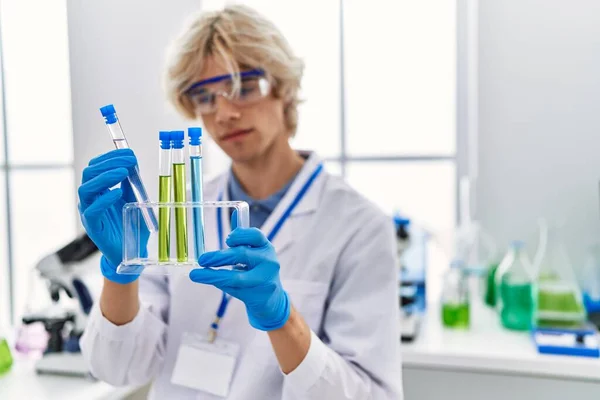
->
[533, 223, 586, 328]
[0, 333, 13, 375]
[495, 241, 534, 331]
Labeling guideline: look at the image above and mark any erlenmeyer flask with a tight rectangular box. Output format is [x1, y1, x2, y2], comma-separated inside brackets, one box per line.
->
[495, 241, 534, 331]
[533, 222, 586, 327]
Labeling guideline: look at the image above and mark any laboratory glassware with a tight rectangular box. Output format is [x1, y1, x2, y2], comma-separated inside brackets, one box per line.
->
[441, 260, 470, 329]
[189, 127, 206, 258]
[0, 333, 13, 375]
[118, 201, 250, 275]
[533, 222, 586, 328]
[495, 241, 535, 331]
[454, 177, 499, 307]
[171, 130, 188, 262]
[158, 131, 172, 262]
[99, 104, 158, 232]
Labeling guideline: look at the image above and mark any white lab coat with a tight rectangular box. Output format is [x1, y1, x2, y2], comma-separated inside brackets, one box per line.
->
[80, 152, 403, 399]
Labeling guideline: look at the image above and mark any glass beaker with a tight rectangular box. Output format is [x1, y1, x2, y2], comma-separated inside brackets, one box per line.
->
[495, 241, 534, 331]
[453, 220, 499, 307]
[441, 260, 470, 329]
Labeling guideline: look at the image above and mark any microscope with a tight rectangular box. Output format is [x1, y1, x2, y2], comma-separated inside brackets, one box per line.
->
[21, 233, 100, 377]
[394, 214, 429, 343]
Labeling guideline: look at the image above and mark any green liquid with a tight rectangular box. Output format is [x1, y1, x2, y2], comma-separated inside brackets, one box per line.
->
[173, 163, 187, 262]
[0, 338, 13, 375]
[158, 175, 171, 262]
[500, 281, 533, 331]
[538, 289, 582, 312]
[536, 286, 584, 327]
[484, 263, 499, 307]
[536, 319, 582, 329]
[442, 303, 470, 328]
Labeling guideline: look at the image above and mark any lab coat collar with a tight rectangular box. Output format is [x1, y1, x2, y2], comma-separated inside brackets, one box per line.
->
[277, 150, 324, 217]
[219, 151, 325, 254]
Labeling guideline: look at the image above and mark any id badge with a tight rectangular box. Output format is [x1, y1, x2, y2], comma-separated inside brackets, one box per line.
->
[171, 332, 240, 397]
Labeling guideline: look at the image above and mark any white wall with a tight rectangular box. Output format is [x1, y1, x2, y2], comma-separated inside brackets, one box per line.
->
[477, 0, 600, 270]
[67, 0, 227, 211]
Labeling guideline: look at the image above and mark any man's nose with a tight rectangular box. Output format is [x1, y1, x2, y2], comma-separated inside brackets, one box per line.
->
[215, 94, 241, 123]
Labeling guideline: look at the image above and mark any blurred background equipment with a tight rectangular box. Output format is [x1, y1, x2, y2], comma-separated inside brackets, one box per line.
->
[533, 221, 586, 329]
[583, 242, 600, 329]
[441, 260, 470, 329]
[18, 233, 99, 377]
[0, 329, 13, 375]
[494, 240, 534, 331]
[395, 212, 429, 342]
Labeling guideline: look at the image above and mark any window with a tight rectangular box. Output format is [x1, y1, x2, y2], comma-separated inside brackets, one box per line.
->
[342, 0, 457, 300]
[222, 0, 459, 291]
[228, 0, 342, 158]
[0, 0, 76, 325]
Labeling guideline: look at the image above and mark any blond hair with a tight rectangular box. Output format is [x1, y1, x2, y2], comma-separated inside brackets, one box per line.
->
[164, 4, 304, 135]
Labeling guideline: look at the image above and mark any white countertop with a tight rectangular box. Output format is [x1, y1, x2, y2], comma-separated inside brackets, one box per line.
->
[401, 302, 600, 381]
[0, 356, 138, 400]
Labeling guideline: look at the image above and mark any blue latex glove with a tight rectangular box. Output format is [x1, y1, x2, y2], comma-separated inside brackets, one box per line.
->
[77, 148, 147, 284]
[189, 228, 291, 331]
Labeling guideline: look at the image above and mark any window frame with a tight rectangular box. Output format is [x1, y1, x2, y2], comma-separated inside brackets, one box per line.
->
[0, 0, 77, 324]
[329, 0, 468, 216]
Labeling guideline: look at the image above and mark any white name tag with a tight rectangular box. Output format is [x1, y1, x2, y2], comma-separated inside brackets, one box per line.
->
[171, 332, 240, 397]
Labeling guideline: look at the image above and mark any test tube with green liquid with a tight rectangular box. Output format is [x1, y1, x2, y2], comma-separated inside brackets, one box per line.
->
[158, 131, 172, 262]
[171, 130, 188, 262]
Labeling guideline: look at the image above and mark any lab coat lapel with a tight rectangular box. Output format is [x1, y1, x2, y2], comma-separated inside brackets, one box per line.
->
[259, 152, 324, 255]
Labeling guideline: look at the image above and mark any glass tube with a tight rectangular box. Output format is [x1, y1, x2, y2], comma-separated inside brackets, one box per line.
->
[100, 104, 158, 232]
[171, 131, 188, 262]
[158, 132, 172, 262]
[189, 127, 206, 258]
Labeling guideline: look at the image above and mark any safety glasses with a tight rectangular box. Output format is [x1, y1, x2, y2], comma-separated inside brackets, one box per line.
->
[185, 69, 271, 115]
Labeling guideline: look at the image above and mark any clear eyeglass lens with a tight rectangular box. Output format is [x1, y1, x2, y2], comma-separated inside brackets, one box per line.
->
[190, 77, 271, 115]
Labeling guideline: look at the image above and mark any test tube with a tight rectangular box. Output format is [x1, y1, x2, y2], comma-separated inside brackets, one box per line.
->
[171, 130, 188, 262]
[188, 127, 206, 258]
[99, 104, 159, 233]
[158, 131, 172, 262]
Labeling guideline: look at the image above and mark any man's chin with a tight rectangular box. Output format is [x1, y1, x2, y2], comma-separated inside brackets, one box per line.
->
[226, 148, 260, 165]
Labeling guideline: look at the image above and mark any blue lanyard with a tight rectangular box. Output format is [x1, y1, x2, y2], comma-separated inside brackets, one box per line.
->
[208, 163, 323, 341]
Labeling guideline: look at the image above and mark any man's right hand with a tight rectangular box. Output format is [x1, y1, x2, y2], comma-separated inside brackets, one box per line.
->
[78, 148, 141, 284]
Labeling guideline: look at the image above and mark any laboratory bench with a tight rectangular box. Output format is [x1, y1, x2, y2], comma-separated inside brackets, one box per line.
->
[0, 356, 145, 400]
[401, 303, 600, 400]
[4, 304, 600, 400]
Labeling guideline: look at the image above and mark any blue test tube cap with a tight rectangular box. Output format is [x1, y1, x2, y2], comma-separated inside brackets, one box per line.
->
[159, 131, 171, 150]
[188, 127, 202, 145]
[393, 215, 410, 227]
[99, 104, 118, 124]
[171, 130, 185, 149]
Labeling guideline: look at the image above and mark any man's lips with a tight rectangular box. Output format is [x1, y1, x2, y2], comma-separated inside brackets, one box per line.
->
[221, 128, 253, 142]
